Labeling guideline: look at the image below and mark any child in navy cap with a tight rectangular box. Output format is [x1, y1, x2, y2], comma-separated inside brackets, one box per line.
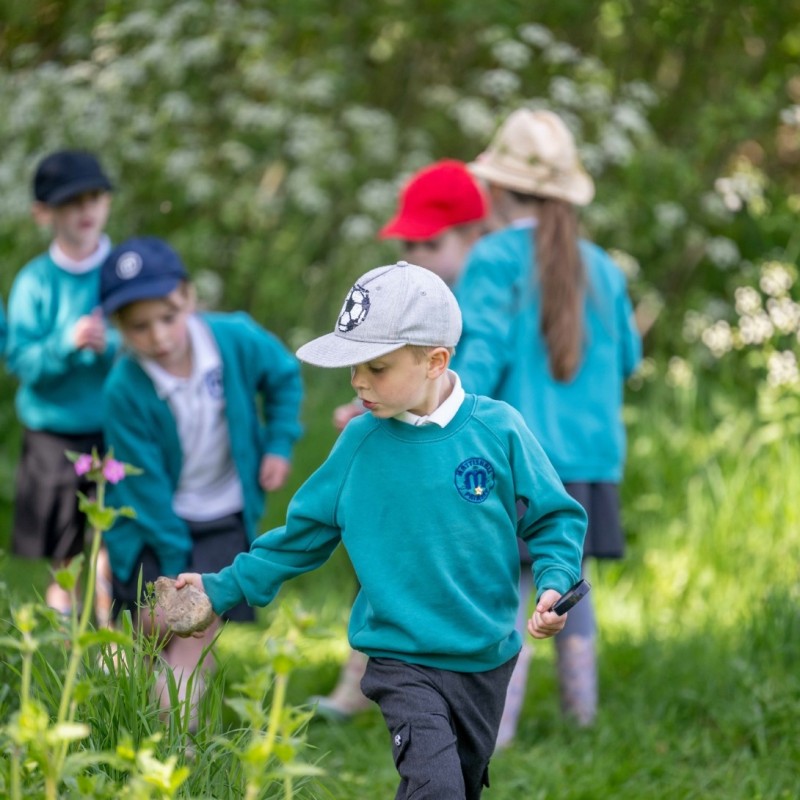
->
[6, 149, 117, 621]
[174, 260, 586, 797]
[99, 236, 303, 726]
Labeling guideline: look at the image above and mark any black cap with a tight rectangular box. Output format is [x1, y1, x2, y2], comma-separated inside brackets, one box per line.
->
[100, 237, 188, 315]
[34, 150, 113, 206]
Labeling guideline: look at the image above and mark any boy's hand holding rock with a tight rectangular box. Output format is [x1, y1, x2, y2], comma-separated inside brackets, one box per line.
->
[154, 576, 215, 636]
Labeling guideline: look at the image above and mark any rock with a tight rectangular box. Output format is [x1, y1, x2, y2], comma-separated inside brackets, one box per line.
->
[154, 577, 215, 635]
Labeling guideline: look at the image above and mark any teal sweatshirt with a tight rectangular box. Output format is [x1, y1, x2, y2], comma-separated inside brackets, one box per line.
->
[453, 225, 642, 482]
[103, 311, 303, 581]
[6, 252, 121, 433]
[203, 394, 586, 673]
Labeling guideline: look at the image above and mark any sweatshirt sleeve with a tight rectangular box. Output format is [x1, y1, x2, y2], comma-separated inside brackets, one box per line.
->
[202, 438, 347, 614]
[237, 314, 303, 460]
[505, 409, 587, 596]
[6, 269, 82, 385]
[452, 240, 520, 396]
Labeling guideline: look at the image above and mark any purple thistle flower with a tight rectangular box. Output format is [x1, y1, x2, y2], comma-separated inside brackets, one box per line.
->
[74, 454, 94, 476]
[103, 458, 126, 484]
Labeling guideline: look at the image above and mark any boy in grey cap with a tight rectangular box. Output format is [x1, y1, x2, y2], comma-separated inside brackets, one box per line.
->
[175, 261, 586, 799]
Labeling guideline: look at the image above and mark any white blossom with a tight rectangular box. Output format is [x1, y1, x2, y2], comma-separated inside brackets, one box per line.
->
[767, 350, 799, 386]
[452, 98, 497, 139]
[341, 214, 376, 241]
[701, 320, 734, 357]
[491, 40, 530, 70]
[683, 310, 711, 343]
[739, 311, 774, 345]
[734, 286, 762, 316]
[654, 202, 687, 231]
[705, 237, 740, 269]
[478, 69, 521, 99]
[666, 356, 694, 389]
[518, 24, 553, 48]
[759, 261, 794, 297]
[766, 297, 800, 334]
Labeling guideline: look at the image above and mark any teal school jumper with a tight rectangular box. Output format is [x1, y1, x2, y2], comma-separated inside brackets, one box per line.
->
[103, 311, 303, 581]
[453, 225, 642, 482]
[203, 394, 586, 673]
[6, 253, 120, 433]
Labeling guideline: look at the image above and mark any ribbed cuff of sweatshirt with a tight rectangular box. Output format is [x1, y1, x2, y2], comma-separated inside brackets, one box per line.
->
[202, 570, 246, 616]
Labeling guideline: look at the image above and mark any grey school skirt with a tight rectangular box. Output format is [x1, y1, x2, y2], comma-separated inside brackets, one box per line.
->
[519, 482, 624, 565]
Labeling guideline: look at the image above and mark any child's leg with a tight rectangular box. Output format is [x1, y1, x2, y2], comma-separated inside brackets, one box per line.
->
[495, 568, 534, 749]
[554, 577, 597, 726]
[311, 648, 371, 720]
[157, 621, 219, 730]
[362, 656, 515, 800]
[94, 544, 114, 628]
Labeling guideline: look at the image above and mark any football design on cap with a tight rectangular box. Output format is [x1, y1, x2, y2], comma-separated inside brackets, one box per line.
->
[337, 284, 370, 332]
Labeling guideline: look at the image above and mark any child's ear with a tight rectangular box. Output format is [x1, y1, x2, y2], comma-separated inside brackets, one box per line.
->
[426, 347, 450, 378]
[31, 202, 52, 228]
[183, 282, 198, 312]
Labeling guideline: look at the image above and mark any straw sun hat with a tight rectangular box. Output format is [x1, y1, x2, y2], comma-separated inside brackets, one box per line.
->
[469, 108, 595, 206]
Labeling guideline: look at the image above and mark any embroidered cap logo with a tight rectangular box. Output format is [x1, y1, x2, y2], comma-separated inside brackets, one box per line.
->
[337, 284, 371, 332]
[115, 251, 143, 281]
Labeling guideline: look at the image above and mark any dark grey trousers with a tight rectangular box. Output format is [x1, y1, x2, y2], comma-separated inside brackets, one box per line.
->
[361, 654, 518, 800]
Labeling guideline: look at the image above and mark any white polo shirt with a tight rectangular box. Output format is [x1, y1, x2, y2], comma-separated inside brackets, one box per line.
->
[139, 314, 244, 521]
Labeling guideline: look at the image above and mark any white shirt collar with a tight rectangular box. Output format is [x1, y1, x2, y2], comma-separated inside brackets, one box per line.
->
[50, 234, 111, 274]
[509, 217, 538, 230]
[138, 315, 219, 399]
[395, 370, 465, 427]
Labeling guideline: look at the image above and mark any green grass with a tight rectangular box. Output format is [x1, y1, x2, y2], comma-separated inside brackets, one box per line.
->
[2, 377, 799, 798]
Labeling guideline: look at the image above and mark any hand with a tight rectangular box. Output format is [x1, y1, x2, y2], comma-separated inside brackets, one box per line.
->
[527, 589, 568, 639]
[259, 454, 291, 492]
[333, 401, 365, 431]
[174, 572, 206, 593]
[74, 309, 107, 352]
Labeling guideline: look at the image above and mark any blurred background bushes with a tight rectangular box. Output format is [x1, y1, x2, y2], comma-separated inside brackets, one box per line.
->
[1, 0, 800, 516]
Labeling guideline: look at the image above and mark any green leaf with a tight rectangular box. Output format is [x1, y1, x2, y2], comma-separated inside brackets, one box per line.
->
[85, 506, 117, 532]
[117, 505, 138, 519]
[78, 628, 134, 648]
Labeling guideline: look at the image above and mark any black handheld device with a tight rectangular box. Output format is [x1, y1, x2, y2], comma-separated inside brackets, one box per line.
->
[549, 579, 591, 616]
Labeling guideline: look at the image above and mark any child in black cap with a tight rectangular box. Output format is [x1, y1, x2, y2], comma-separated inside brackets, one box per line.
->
[6, 149, 118, 621]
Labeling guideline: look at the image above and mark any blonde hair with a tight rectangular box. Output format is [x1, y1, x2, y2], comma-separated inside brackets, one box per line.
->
[406, 344, 455, 362]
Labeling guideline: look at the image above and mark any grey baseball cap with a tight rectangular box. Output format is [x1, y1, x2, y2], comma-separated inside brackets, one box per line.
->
[296, 260, 462, 368]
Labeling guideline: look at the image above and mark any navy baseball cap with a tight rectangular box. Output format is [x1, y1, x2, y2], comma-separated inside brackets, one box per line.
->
[33, 150, 113, 206]
[100, 237, 188, 315]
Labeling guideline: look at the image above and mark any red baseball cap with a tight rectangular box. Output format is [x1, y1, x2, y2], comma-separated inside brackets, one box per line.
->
[379, 159, 489, 241]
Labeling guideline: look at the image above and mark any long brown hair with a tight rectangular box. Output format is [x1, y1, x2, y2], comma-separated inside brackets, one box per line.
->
[522, 194, 585, 381]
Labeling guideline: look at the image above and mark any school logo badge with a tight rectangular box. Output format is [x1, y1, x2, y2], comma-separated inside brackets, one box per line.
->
[337, 284, 370, 332]
[454, 457, 495, 503]
[116, 251, 143, 280]
[204, 366, 224, 399]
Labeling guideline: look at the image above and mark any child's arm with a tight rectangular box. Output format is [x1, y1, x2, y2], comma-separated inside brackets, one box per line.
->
[246, 319, 303, 460]
[504, 408, 587, 596]
[6, 269, 99, 384]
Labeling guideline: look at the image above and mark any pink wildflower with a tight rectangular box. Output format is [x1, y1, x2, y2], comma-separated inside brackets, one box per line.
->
[102, 458, 126, 484]
[74, 454, 94, 476]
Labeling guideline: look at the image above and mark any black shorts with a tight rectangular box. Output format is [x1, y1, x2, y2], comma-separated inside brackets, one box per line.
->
[12, 428, 104, 561]
[111, 512, 255, 623]
[518, 481, 623, 564]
